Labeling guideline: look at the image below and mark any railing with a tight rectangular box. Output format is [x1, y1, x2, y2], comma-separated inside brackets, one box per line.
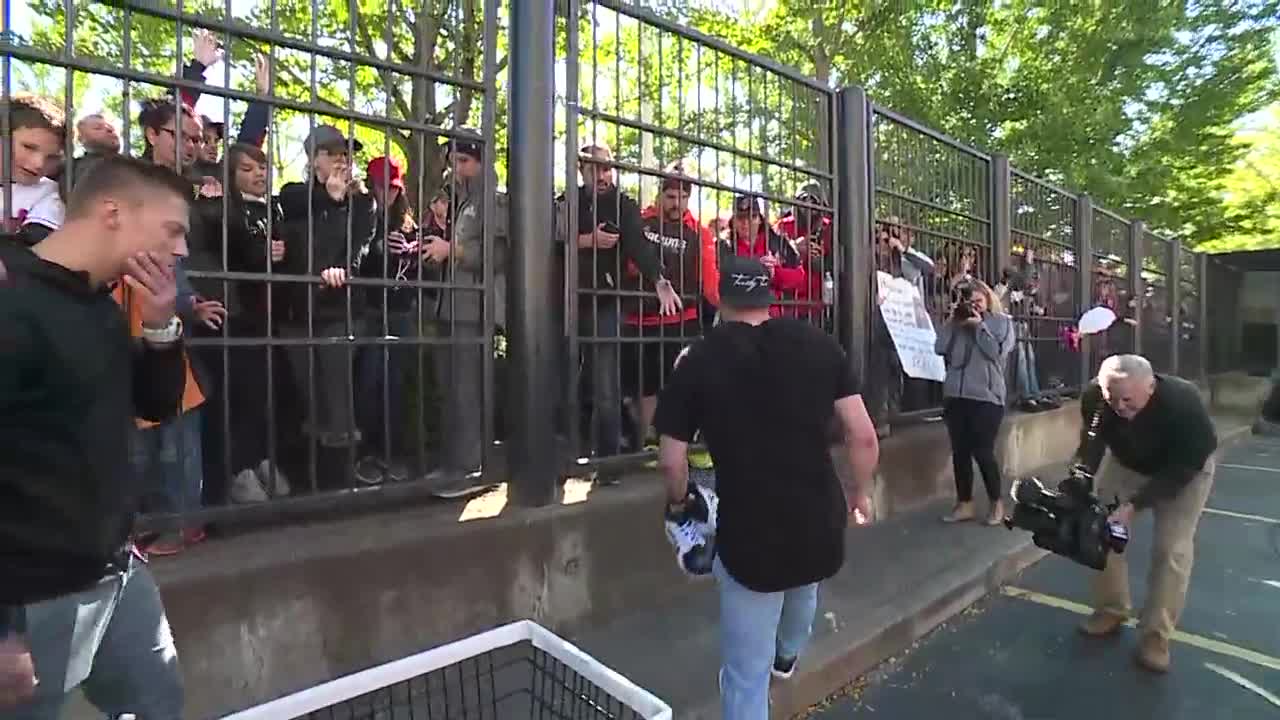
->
[0, 0, 1216, 530]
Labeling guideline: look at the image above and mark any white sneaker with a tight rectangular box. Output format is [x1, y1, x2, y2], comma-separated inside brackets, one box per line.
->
[255, 460, 291, 497]
[229, 468, 268, 504]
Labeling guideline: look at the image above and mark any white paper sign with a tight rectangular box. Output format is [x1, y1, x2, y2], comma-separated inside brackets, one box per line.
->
[877, 271, 945, 382]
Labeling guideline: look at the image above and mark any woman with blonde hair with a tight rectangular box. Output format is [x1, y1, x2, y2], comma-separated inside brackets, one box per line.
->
[934, 276, 1016, 525]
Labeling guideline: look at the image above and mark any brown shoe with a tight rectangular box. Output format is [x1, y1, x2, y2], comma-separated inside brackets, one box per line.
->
[1135, 632, 1171, 673]
[1078, 611, 1126, 637]
[942, 501, 976, 523]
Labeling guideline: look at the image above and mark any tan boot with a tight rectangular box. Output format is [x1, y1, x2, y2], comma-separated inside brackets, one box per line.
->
[942, 501, 976, 523]
[1135, 632, 1171, 673]
[1078, 611, 1126, 637]
[984, 499, 1005, 526]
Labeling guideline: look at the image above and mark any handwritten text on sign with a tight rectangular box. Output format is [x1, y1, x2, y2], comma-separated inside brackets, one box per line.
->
[876, 271, 946, 382]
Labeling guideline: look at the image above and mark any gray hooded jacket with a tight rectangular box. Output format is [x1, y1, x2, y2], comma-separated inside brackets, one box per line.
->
[440, 169, 509, 327]
[934, 311, 1016, 406]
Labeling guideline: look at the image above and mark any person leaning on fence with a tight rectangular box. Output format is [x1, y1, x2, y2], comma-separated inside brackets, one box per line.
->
[0, 155, 193, 719]
[1074, 354, 1217, 673]
[934, 277, 1016, 526]
[654, 254, 880, 720]
[425, 135, 511, 500]
[553, 141, 680, 484]
[1, 93, 66, 247]
[728, 194, 805, 317]
[773, 184, 833, 325]
[276, 125, 375, 466]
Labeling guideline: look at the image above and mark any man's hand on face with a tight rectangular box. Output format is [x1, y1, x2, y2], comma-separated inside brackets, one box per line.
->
[124, 252, 178, 329]
[324, 165, 351, 201]
[0, 634, 37, 711]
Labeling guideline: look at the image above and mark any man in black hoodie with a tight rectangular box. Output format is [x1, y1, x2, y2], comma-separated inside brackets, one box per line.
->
[555, 142, 680, 483]
[0, 156, 190, 717]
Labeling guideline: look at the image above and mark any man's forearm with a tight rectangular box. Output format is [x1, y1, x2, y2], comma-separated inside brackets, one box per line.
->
[844, 435, 879, 499]
[132, 340, 186, 422]
[1130, 466, 1197, 510]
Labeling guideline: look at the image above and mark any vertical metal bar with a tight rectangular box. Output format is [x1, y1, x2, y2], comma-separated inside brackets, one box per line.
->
[1074, 194, 1093, 388]
[836, 86, 871, 386]
[1192, 249, 1203, 381]
[1169, 237, 1181, 377]
[990, 154, 1011, 280]
[481, 0, 498, 476]
[507, 0, 557, 507]
[563, 0, 581, 472]
[1129, 220, 1144, 355]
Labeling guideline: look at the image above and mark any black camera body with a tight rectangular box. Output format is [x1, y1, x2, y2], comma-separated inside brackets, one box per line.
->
[1003, 464, 1130, 570]
[951, 280, 977, 320]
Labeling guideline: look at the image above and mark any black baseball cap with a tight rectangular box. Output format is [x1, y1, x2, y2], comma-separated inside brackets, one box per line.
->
[444, 136, 483, 162]
[719, 255, 774, 309]
[733, 194, 762, 217]
[304, 124, 363, 154]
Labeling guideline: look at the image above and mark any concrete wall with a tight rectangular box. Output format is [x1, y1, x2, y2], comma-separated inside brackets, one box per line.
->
[131, 402, 1087, 719]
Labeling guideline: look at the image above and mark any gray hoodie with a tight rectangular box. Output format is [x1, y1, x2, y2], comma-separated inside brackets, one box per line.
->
[934, 311, 1016, 406]
[441, 169, 509, 326]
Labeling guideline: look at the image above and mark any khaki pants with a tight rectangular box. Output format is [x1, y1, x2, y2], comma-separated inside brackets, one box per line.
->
[1091, 452, 1216, 640]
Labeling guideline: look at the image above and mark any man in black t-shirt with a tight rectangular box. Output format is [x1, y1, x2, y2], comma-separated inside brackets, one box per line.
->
[1074, 354, 1217, 674]
[654, 255, 880, 720]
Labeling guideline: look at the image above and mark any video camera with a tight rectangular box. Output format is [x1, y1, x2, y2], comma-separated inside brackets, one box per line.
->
[951, 279, 977, 321]
[1003, 464, 1130, 570]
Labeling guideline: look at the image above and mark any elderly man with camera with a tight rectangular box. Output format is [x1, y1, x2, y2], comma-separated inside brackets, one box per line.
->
[1075, 354, 1217, 673]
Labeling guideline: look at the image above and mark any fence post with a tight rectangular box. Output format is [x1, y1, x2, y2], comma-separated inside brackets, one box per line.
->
[836, 86, 872, 385]
[1075, 194, 1093, 388]
[1129, 220, 1144, 355]
[1197, 252, 1209, 383]
[991, 155, 1012, 279]
[506, 0, 557, 507]
[1169, 238, 1182, 377]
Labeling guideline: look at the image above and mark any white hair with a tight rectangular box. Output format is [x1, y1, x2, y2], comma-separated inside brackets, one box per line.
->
[1097, 354, 1154, 385]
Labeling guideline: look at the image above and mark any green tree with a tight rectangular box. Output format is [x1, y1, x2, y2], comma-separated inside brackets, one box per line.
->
[1198, 102, 1280, 252]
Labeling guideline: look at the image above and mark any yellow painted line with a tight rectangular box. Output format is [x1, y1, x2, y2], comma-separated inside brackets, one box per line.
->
[1203, 507, 1280, 525]
[1001, 586, 1280, 671]
[1204, 663, 1280, 709]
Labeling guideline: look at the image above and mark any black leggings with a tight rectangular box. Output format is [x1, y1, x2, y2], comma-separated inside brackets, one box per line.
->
[943, 397, 1005, 503]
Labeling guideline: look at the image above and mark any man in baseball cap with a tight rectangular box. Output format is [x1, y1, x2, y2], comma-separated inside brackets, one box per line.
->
[654, 255, 879, 720]
[303, 124, 363, 155]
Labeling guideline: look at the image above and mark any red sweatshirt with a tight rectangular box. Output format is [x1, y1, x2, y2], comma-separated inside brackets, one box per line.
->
[774, 214, 833, 319]
[624, 207, 720, 326]
[731, 226, 806, 317]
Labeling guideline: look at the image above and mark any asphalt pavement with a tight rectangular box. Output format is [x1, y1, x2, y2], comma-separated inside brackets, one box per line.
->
[814, 437, 1280, 719]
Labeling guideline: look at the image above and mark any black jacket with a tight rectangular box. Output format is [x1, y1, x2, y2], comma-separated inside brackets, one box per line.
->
[561, 185, 662, 296]
[0, 243, 186, 605]
[191, 193, 287, 333]
[1077, 374, 1217, 509]
[277, 179, 375, 323]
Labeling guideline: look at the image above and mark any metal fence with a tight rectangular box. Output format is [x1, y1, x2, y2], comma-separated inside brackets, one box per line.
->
[1008, 170, 1080, 398]
[1141, 231, 1175, 374]
[1, 0, 1218, 529]
[556, 0, 839, 474]
[868, 105, 991, 422]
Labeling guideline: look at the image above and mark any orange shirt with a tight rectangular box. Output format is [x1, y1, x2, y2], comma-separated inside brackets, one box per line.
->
[112, 282, 204, 429]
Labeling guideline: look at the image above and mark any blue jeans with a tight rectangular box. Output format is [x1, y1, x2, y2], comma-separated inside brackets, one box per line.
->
[357, 309, 423, 463]
[11, 556, 184, 719]
[130, 409, 204, 516]
[1014, 340, 1041, 400]
[714, 556, 819, 720]
[577, 301, 622, 459]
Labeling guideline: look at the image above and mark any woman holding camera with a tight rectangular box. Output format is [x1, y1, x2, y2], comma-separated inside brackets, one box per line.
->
[935, 278, 1017, 525]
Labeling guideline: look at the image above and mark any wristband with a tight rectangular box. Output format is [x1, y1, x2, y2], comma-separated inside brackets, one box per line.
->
[141, 316, 183, 345]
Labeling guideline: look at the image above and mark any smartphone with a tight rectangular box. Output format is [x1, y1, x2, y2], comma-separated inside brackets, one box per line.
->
[600, 221, 620, 234]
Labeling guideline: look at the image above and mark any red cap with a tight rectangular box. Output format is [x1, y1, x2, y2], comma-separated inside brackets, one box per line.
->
[366, 156, 404, 190]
